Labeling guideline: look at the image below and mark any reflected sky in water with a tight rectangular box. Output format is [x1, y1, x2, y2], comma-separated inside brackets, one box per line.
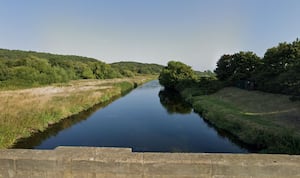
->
[15, 80, 249, 153]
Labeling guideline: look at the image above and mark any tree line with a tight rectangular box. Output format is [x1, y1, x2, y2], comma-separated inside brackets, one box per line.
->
[111, 61, 163, 77]
[159, 60, 222, 96]
[215, 38, 300, 98]
[0, 49, 163, 89]
[159, 38, 300, 99]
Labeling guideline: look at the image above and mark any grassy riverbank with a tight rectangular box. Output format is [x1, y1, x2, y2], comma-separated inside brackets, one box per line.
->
[0, 75, 156, 148]
[181, 87, 300, 154]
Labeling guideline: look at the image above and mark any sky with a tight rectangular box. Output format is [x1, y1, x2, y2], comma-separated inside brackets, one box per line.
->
[0, 0, 300, 71]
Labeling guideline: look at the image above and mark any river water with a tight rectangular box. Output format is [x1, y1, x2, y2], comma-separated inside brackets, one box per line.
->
[14, 80, 249, 153]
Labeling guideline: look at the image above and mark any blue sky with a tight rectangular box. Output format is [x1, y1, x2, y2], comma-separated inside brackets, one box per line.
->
[0, 0, 300, 70]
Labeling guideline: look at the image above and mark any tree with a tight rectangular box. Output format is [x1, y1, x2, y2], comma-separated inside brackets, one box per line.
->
[0, 61, 8, 81]
[262, 42, 297, 75]
[81, 66, 95, 79]
[159, 89, 192, 114]
[159, 61, 196, 90]
[254, 39, 300, 94]
[111, 61, 163, 76]
[0, 48, 142, 88]
[215, 51, 261, 84]
[214, 54, 235, 81]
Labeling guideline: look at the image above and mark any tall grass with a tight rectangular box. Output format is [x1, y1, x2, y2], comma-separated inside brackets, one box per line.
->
[0, 76, 155, 148]
[181, 87, 300, 154]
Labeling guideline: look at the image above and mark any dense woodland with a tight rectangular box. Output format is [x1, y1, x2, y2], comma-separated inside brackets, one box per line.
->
[160, 38, 300, 99]
[0, 49, 163, 89]
[111, 61, 163, 77]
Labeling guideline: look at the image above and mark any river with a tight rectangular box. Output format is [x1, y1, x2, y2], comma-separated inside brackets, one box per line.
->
[14, 80, 250, 153]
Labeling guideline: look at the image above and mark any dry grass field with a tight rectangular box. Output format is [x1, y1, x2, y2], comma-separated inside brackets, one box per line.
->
[0, 76, 154, 148]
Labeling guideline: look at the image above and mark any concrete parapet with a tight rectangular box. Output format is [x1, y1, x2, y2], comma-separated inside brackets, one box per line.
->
[0, 146, 299, 178]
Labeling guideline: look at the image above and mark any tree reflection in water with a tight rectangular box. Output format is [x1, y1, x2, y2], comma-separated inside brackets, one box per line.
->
[158, 88, 258, 152]
[158, 89, 192, 114]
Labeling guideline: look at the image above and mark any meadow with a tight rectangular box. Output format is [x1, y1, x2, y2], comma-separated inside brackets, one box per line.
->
[182, 87, 300, 154]
[0, 76, 155, 148]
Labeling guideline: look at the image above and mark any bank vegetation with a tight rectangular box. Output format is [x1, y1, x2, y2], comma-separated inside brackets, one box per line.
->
[0, 48, 162, 148]
[0, 76, 155, 148]
[159, 38, 300, 154]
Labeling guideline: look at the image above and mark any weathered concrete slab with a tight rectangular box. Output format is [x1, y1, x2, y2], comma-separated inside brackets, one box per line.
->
[56, 146, 132, 154]
[0, 147, 300, 178]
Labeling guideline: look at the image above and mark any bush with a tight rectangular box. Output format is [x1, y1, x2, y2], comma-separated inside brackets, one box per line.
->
[159, 61, 197, 90]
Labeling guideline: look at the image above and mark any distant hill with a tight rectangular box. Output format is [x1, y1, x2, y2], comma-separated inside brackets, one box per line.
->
[0, 49, 162, 89]
[111, 61, 163, 77]
[195, 70, 216, 79]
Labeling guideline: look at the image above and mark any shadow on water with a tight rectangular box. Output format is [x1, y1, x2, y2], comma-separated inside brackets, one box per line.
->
[11, 95, 122, 149]
[158, 88, 259, 153]
[159, 89, 192, 114]
[200, 119, 260, 153]
[13, 81, 258, 152]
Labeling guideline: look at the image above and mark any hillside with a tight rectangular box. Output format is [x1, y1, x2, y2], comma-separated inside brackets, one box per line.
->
[111, 61, 163, 77]
[0, 49, 162, 89]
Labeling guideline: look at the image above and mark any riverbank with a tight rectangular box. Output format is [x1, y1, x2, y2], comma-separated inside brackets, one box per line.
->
[181, 87, 300, 154]
[0, 75, 156, 148]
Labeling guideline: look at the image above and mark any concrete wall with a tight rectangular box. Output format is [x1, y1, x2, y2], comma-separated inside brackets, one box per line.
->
[0, 146, 300, 178]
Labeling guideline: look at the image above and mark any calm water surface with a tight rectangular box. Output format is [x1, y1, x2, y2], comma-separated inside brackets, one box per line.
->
[14, 80, 249, 153]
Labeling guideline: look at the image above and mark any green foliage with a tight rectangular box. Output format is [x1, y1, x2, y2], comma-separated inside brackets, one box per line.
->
[157, 39, 300, 154]
[114, 81, 135, 95]
[80, 64, 95, 79]
[254, 39, 300, 97]
[0, 49, 147, 89]
[195, 70, 216, 78]
[111, 61, 163, 77]
[196, 77, 224, 95]
[0, 61, 8, 81]
[158, 61, 223, 97]
[158, 89, 192, 114]
[159, 61, 197, 90]
[121, 70, 135, 77]
[215, 51, 261, 84]
[214, 38, 300, 98]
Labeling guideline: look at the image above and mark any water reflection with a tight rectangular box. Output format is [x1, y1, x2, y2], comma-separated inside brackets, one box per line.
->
[158, 87, 257, 152]
[159, 89, 192, 114]
[13, 80, 251, 153]
[200, 117, 259, 152]
[12, 97, 117, 149]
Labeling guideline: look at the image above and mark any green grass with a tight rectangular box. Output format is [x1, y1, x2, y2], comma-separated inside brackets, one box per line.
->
[181, 87, 300, 154]
[114, 81, 136, 94]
